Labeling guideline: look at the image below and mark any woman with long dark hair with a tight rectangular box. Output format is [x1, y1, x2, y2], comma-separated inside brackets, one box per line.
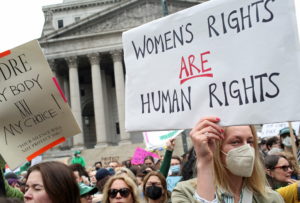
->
[24, 161, 80, 203]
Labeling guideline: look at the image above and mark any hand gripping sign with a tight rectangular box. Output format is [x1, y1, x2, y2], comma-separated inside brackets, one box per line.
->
[123, 0, 300, 131]
[0, 40, 81, 169]
[143, 130, 183, 150]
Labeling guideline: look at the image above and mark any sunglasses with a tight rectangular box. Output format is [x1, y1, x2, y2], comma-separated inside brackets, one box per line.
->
[274, 165, 293, 172]
[108, 188, 131, 198]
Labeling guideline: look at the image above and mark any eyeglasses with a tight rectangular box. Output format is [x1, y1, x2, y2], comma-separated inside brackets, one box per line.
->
[274, 165, 293, 172]
[108, 188, 131, 198]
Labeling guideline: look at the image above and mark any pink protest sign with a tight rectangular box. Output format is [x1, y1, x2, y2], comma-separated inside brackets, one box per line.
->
[131, 147, 160, 165]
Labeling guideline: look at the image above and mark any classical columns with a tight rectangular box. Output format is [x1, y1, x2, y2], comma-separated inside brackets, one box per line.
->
[66, 56, 84, 147]
[87, 53, 108, 147]
[48, 59, 58, 78]
[111, 50, 131, 144]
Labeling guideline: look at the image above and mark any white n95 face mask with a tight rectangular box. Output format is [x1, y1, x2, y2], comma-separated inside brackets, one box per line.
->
[282, 136, 292, 147]
[222, 144, 255, 177]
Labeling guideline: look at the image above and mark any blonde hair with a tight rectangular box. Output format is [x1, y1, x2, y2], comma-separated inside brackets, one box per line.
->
[213, 125, 268, 197]
[114, 167, 138, 185]
[102, 175, 140, 203]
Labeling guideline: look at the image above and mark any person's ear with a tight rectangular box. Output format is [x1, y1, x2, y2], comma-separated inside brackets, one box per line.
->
[266, 169, 272, 177]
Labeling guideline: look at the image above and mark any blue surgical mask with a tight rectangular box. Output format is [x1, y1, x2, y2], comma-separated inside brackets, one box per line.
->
[169, 165, 180, 175]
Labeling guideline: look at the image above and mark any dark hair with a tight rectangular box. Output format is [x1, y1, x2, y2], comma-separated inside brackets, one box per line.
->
[139, 165, 155, 176]
[143, 171, 168, 203]
[259, 139, 267, 145]
[264, 154, 291, 190]
[96, 175, 110, 193]
[129, 165, 140, 176]
[266, 136, 279, 150]
[69, 163, 89, 178]
[122, 159, 132, 169]
[94, 161, 102, 168]
[26, 161, 80, 203]
[264, 154, 288, 170]
[181, 147, 196, 181]
[143, 156, 155, 164]
[171, 155, 182, 164]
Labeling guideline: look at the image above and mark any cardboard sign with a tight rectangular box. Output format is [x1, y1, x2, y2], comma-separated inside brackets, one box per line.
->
[0, 40, 81, 169]
[261, 122, 300, 138]
[143, 130, 183, 150]
[131, 147, 160, 165]
[123, 0, 300, 131]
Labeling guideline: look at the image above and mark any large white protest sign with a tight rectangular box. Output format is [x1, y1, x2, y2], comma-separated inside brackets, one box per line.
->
[261, 122, 300, 138]
[0, 40, 81, 169]
[143, 130, 183, 150]
[123, 0, 300, 131]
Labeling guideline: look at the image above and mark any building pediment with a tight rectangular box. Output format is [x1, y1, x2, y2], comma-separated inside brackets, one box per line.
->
[40, 0, 200, 41]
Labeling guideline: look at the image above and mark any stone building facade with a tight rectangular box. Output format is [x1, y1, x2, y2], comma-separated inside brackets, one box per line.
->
[39, 0, 204, 149]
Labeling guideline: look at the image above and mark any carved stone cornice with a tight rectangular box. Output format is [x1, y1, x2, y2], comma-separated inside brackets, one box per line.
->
[87, 53, 100, 65]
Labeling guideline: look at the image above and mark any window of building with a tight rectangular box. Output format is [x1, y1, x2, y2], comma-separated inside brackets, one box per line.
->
[58, 20, 64, 28]
[116, 122, 120, 134]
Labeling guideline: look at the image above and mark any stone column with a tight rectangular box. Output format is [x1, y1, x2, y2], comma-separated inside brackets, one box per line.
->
[111, 50, 130, 144]
[66, 56, 84, 148]
[63, 77, 73, 148]
[87, 53, 107, 147]
[63, 77, 70, 104]
[48, 59, 57, 78]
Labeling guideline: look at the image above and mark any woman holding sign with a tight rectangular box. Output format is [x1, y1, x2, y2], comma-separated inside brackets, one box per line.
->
[172, 117, 284, 203]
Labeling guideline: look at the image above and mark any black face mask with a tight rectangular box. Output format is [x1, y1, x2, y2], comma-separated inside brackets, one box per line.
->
[145, 185, 162, 200]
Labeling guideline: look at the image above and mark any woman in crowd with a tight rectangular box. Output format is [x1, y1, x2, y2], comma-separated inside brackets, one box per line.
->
[114, 167, 138, 185]
[143, 171, 168, 203]
[144, 156, 155, 169]
[264, 154, 296, 190]
[180, 147, 196, 181]
[172, 116, 284, 202]
[78, 182, 98, 203]
[24, 161, 80, 203]
[102, 175, 140, 203]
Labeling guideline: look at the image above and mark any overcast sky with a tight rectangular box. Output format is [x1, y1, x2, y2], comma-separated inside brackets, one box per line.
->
[0, 0, 299, 52]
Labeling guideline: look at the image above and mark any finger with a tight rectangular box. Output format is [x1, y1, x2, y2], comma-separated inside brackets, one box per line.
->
[200, 126, 222, 138]
[191, 118, 222, 134]
[195, 116, 220, 126]
[205, 132, 222, 141]
[197, 120, 223, 133]
[190, 119, 223, 138]
[191, 130, 222, 144]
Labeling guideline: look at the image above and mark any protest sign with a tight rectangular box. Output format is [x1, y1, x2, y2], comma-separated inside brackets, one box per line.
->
[143, 130, 183, 150]
[131, 147, 160, 165]
[261, 122, 300, 138]
[0, 40, 81, 169]
[123, 0, 300, 131]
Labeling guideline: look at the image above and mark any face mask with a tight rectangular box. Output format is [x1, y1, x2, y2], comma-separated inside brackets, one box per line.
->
[222, 144, 255, 177]
[268, 147, 282, 155]
[145, 185, 162, 200]
[169, 165, 180, 175]
[282, 136, 292, 147]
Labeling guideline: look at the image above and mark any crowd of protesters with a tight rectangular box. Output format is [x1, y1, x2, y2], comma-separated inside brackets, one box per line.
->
[1, 118, 300, 202]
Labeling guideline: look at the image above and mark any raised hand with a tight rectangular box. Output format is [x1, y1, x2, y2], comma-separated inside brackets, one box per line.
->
[189, 116, 224, 163]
